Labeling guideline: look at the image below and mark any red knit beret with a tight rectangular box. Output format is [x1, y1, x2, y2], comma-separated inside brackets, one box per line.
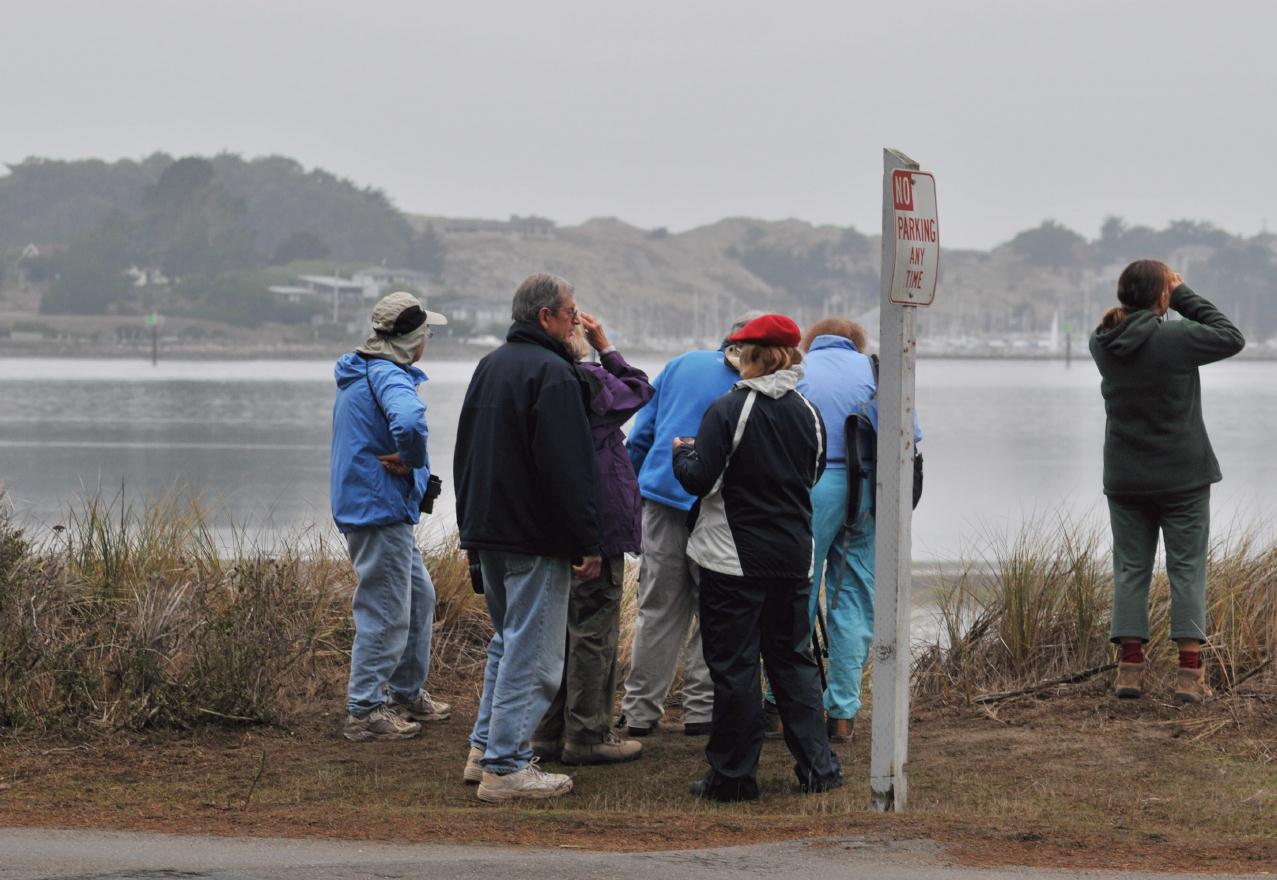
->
[727, 313, 802, 347]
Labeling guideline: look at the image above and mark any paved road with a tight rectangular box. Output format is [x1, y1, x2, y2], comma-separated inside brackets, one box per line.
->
[0, 828, 1268, 880]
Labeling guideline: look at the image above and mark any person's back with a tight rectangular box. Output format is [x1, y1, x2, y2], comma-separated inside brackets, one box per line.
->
[628, 348, 739, 511]
[680, 371, 825, 579]
[1091, 286, 1244, 498]
[797, 335, 875, 470]
[454, 321, 600, 560]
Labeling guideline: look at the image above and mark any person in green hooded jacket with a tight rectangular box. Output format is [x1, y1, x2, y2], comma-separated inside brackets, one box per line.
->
[1089, 259, 1244, 704]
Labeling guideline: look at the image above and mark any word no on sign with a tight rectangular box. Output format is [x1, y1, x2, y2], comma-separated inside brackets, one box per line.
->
[888, 169, 939, 306]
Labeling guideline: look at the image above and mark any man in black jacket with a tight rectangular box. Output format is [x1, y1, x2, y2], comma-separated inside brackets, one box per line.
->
[454, 273, 603, 802]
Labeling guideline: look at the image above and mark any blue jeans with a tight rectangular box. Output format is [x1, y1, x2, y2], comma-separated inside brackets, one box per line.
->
[345, 523, 437, 716]
[469, 551, 571, 774]
[766, 468, 875, 719]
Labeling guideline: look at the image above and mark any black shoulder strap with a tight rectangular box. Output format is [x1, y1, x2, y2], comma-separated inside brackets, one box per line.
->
[360, 355, 391, 425]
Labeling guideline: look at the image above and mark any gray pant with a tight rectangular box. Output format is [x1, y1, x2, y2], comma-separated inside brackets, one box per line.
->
[620, 500, 713, 726]
[1108, 487, 1210, 643]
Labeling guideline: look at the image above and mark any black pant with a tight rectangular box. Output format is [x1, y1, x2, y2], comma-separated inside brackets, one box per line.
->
[698, 568, 842, 799]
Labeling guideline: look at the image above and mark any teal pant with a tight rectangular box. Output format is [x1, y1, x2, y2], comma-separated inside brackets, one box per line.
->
[766, 468, 875, 719]
[1108, 487, 1210, 643]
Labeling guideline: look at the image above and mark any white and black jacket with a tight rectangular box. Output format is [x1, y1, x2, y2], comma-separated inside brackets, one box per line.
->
[673, 368, 826, 579]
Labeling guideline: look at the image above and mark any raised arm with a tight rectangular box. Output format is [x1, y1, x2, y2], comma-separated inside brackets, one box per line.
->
[1170, 284, 1246, 365]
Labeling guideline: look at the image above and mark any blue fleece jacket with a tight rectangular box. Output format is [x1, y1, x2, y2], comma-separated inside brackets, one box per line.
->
[330, 352, 431, 532]
[627, 349, 739, 511]
[798, 336, 877, 469]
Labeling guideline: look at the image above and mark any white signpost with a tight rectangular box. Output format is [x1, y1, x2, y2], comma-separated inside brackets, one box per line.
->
[870, 148, 938, 812]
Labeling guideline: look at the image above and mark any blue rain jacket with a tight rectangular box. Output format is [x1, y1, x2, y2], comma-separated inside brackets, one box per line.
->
[330, 352, 431, 532]
[627, 349, 739, 511]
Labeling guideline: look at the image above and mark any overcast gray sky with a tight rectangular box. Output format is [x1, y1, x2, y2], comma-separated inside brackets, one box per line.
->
[3, 0, 1273, 249]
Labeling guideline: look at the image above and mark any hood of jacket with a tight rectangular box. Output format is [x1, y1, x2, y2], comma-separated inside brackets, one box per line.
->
[334, 351, 426, 389]
[1093, 309, 1161, 359]
[736, 365, 804, 399]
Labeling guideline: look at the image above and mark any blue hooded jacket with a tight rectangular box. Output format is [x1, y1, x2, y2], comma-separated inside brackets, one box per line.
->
[627, 349, 739, 511]
[331, 352, 431, 532]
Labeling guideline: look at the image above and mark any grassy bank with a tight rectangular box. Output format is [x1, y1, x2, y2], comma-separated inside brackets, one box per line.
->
[1, 495, 1274, 871]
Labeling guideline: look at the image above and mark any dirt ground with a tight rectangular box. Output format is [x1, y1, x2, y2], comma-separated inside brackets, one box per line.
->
[1, 680, 1274, 875]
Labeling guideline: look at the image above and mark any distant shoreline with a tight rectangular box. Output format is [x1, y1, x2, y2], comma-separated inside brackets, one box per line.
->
[2, 343, 1275, 363]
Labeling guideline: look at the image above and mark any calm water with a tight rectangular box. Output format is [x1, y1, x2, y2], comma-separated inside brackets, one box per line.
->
[1, 356, 1274, 562]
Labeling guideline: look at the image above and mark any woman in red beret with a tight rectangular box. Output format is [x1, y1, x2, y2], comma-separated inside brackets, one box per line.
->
[672, 313, 843, 801]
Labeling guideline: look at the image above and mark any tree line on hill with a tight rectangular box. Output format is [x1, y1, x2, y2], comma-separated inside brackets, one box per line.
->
[0, 154, 443, 325]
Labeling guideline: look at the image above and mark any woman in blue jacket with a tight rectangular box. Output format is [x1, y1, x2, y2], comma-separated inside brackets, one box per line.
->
[331, 291, 451, 742]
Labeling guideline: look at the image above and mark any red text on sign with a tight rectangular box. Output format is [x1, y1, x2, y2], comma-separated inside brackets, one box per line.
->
[892, 171, 914, 211]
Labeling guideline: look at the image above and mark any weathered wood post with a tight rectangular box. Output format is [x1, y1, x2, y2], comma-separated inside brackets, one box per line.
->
[870, 148, 938, 812]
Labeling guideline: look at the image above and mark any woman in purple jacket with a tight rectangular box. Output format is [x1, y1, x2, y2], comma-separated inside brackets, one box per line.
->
[531, 311, 655, 765]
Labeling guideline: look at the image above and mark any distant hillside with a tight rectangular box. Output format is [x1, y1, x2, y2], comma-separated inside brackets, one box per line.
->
[2, 153, 1275, 350]
[419, 214, 1277, 348]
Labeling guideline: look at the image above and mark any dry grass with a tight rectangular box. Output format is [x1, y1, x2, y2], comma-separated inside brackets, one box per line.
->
[914, 511, 1277, 703]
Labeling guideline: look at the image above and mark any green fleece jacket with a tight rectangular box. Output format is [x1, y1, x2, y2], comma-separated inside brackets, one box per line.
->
[1089, 285, 1245, 497]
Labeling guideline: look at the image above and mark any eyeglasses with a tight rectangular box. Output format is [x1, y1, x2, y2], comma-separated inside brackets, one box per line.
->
[542, 305, 579, 320]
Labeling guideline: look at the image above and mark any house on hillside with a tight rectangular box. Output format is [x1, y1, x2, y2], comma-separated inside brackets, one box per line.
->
[434, 294, 507, 329]
[294, 274, 368, 322]
[352, 266, 431, 299]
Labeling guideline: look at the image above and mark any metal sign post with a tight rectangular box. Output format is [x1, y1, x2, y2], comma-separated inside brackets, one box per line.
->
[870, 148, 938, 812]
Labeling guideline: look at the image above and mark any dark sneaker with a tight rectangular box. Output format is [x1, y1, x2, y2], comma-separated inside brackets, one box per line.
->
[616, 714, 653, 737]
[762, 701, 783, 739]
[561, 732, 643, 765]
[389, 688, 451, 722]
[683, 721, 711, 736]
[343, 705, 422, 742]
[689, 778, 759, 802]
[530, 739, 562, 762]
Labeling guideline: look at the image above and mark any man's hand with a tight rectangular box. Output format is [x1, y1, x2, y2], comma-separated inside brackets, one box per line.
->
[573, 555, 603, 581]
[672, 436, 695, 453]
[580, 312, 610, 352]
[377, 452, 412, 477]
[1167, 269, 1185, 290]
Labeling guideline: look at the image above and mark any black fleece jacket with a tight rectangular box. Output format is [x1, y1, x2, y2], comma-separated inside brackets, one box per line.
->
[1089, 284, 1245, 498]
[454, 322, 602, 559]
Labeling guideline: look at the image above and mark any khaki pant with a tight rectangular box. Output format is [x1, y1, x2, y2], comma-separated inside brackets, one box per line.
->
[534, 556, 625, 745]
[620, 500, 714, 727]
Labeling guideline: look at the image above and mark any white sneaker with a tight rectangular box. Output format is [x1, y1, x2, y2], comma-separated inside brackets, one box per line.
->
[463, 745, 484, 784]
[389, 688, 451, 722]
[476, 758, 573, 802]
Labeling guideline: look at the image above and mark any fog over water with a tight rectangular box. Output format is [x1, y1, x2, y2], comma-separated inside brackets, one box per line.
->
[2, 356, 1273, 564]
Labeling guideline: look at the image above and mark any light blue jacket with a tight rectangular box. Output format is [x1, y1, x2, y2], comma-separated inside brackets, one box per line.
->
[627, 349, 739, 511]
[330, 352, 431, 532]
[798, 335, 923, 469]
[798, 336, 877, 469]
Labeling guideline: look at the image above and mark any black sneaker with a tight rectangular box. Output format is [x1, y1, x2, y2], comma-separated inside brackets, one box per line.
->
[762, 701, 782, 739]
[689, 778, 759, 802]
[616, 714, 653, 737]
[683, 721, 712, 736]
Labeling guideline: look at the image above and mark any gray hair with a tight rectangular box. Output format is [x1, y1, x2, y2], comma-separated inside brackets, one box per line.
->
[727, 309, 767, 340]
[512, 273, 572, 323]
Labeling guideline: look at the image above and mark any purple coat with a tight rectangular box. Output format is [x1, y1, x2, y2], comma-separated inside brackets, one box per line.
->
[581, 351, 655, 557]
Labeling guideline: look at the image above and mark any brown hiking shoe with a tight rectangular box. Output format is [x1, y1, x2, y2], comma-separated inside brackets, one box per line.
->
[1113, 661, 1144, 699]
[561, 732, 643, 765]
[463, 745, 484, 784]
[827, 716, 854, 743]
[389, 688, 451, 723]
[1175, 665, 1213, 703]
[762, 701, 783, 739]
